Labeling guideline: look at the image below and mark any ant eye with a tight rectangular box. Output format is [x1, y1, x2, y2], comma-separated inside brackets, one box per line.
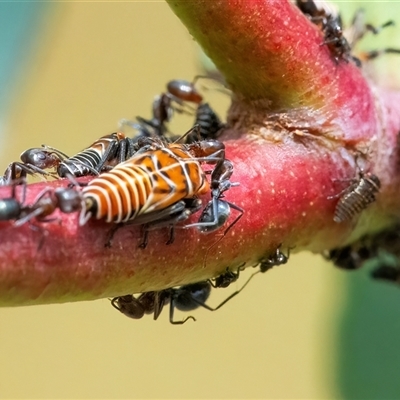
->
[36, 152, 47, 161]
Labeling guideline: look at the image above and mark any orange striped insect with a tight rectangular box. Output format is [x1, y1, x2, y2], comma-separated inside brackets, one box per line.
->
[79, 130, 226, 247]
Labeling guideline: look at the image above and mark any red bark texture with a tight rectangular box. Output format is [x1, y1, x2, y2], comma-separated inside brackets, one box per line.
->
[1, 0, 400, 306]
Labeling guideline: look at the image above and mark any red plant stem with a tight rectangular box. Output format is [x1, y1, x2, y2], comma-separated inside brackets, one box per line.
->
[0, 143, 357, 306]
[1, 0, 400, 306]
[167, 0, 377, 143]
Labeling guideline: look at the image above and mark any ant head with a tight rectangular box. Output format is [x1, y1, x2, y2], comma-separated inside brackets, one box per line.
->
[111, 295, 145, 319]
[20, 148, 61, 169]
[369, 174, 381, 188]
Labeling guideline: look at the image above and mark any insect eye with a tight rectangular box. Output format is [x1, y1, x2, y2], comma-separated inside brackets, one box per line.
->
[35, 152, 47, 161]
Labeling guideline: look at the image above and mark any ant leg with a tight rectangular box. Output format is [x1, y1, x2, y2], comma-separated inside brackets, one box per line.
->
[138, 225, 149, 249]
[66, 173, 88, 188]
[165, 226, 175, 245]
[10, 163, 27, 183]
[348, 8, 394, 45]
[191, 74, 230, 94]
[105, 223, 124, 248]
[6, 176, 27, 204]
[95, 141, 120, 172]
[361, 48, 400, 61]
[209, 263, 246, 288]
[192, 271, 260, 312]
[14, 188, 54, 227]
[350, 56, 362, 68]
[27, 222, 47, 251]
[6, 162, 50, 182]
[364, 20, 394, 35]
[125, 138, 137, 159]
[110, 297, 119, 310]
[185, 199, 243, 232]
[152, 291, 170, 321]
[173, 124, 201, 144]
[222, 202, 243, 236]
[14, 208, 54, 227]
[116, 139, 127, 164]
[169, 299, 196, 325]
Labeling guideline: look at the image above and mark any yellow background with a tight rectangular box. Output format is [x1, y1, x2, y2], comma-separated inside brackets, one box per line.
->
[0, 2, 368, 398]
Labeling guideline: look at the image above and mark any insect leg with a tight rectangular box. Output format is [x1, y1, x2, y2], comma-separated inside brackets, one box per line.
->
[361, 48, 400, 61]
[169, 298, 196, 325]
[94, 140, 120, 172]
[104, 223, 124, 248]
[189, 271, 260, 312]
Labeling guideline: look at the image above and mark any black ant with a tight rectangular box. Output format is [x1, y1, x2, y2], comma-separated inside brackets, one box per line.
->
[112, 266, 258, 324]
[371, 264, 400, 285]
[295, 0, 398, 66]
[209, 264, 246, 289]
[111, 282, 209, 324]
[0, 179, 26, 221]
[1, 158, 55, 186]
[186, 156, 243, 234]
[0, 180, 83, 225]
[14, 186, 83, 227]
[326, 244, 373, 270]
[187, 103, 224, 143]
[132, 77, 225, 143]
[135, 78, 204, 138]
[258, 245, 291, 273]
[184, 153, 243, 269]
[7, 132, 137, 181]
[112, 245, 292, 324]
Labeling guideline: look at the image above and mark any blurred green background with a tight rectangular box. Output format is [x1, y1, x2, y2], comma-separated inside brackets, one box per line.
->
[0, 1, 400, 398]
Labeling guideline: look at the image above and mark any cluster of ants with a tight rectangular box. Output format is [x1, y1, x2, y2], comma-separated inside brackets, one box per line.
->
[327, 225, 400, 286]
[111, 247, 291, 325]
[0, 78, 240, 243]
[296, 0, 400, 65]
[296, 1, 400, 284]
[0, 0, 396, 324]
[0, 75, 293, 324]
[109, 2, 400, 321]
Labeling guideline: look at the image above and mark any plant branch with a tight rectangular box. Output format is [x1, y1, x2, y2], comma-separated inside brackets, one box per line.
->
[1, 0, 400, 306]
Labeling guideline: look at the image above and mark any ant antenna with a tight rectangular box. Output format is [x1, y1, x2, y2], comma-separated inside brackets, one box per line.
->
[192, 74, 231, 96]
[172, 124, 201, 144]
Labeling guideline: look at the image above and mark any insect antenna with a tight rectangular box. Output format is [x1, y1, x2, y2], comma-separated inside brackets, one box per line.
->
[172, 124, 201, 144]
